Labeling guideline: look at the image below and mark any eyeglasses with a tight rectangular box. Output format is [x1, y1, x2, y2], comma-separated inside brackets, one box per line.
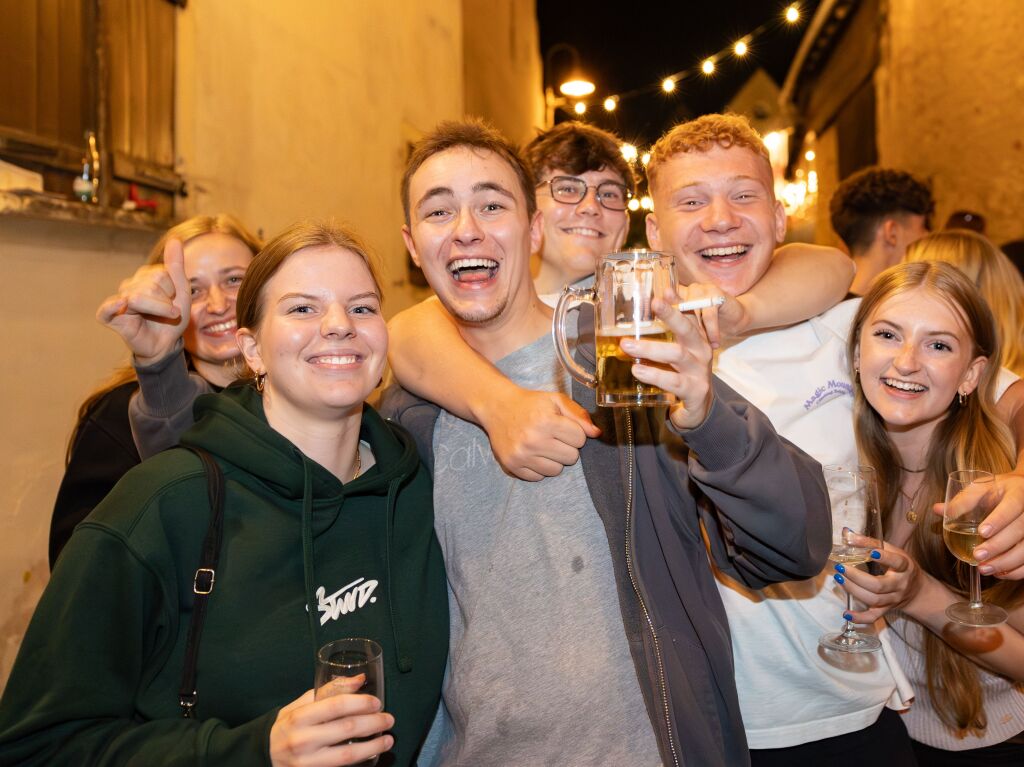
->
[538, 175, 631, 211]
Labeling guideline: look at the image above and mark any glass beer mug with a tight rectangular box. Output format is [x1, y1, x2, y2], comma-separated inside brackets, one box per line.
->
[553, 250, 676, 407]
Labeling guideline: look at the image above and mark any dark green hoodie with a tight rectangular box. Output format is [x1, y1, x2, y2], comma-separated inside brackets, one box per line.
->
[0, 385, 448, 766]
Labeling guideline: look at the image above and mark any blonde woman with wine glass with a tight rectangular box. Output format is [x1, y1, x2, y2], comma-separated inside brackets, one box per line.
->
[838, 261, 1024, 765]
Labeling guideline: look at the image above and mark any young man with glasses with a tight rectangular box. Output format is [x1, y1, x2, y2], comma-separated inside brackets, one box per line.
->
[526, 123, 635, 297]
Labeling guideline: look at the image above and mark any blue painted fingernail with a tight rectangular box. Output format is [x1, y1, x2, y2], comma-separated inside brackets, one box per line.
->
[870, 550, 881, 560]
[843, 613, 853, 621]
[834, 573, 845, 584]
[834, 563, 846, 574]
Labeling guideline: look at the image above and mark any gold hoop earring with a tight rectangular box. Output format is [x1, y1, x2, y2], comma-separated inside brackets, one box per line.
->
[256, 372, 266, 393]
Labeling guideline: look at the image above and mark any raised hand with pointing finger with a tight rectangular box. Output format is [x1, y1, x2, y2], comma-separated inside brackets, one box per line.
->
[96, 238, 191, 366]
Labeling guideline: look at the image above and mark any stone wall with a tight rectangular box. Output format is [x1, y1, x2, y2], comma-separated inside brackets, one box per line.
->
[876, 0, 1024, 244]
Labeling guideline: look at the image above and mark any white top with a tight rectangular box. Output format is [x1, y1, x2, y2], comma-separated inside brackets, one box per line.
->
[887, 614, 1024, 749]
[712, 299, 916, 748]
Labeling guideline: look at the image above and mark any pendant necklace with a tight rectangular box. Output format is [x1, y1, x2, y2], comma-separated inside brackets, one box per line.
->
[899, 475, 924, 524]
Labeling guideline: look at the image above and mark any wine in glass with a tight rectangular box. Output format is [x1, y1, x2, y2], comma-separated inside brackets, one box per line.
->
[818, 465, 884, 653]
[943, 469, 1007, 626]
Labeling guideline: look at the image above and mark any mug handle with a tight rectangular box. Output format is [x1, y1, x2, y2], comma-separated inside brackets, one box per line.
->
[552, 285, 597, 390]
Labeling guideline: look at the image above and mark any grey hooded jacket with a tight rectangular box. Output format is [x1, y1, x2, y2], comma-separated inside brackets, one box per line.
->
[379, 318, 831, 767]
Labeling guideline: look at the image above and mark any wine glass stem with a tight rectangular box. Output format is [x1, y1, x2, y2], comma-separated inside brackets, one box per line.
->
[969, 564, 983, 609]
[842, 590, 856, 635]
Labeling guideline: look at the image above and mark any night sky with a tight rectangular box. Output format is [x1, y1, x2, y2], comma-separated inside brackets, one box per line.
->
[537, 1, 823, 148]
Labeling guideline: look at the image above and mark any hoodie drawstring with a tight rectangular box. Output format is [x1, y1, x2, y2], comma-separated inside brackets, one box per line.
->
[300, 458, 320, 656]
[384, 478, 413, 672]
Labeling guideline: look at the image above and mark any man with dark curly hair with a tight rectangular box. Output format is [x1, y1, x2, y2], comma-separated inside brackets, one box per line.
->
[829, 166, 934, 295]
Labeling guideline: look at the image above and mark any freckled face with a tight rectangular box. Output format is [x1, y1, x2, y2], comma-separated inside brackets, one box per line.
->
[857, 288, 986, 439]
[646, 145, 785, 296]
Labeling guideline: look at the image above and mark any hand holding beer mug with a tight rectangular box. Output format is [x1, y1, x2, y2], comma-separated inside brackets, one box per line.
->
[553, 250, 714, 428]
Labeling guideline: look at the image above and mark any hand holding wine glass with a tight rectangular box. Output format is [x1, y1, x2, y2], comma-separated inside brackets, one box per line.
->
[819, 466, 884, 653]
[943, 470, 1007, 626]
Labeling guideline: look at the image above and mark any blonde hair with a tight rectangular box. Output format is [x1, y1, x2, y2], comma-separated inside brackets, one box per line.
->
[849, 261, 1022, 737]
[905, 230, 1024, 376]
[647, 113, 771, 193]
[67, 214, 261, 463]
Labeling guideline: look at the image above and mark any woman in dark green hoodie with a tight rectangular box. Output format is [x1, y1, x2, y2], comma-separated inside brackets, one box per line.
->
[0, 222, 448, 767]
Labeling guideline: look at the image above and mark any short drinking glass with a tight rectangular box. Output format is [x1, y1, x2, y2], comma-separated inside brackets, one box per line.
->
[943, 470, 1007, 626]
[818, 465, 884, 653]
[315, 638, 385, 766]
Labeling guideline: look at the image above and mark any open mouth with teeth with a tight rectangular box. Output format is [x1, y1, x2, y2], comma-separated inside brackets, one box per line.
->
[202, 319, 237, 336]
[562, 226, 603, 238]
[882, 377, 928, 393]
[309, 354, 361, 368]
[448, 257, 499, 284]
[698, 245, 750, 263]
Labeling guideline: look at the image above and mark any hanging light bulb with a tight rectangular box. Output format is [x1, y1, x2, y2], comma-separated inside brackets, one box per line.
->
[603, 97, 617, 112]
[702, 58, 715, 75]
[574, 101, 587, 115]
[620, 143, 638, 162]
[785, 5, 800, 23]
[662, 77, 676, 93]
[627, 198, 641, 212]
[734, 40, 748, 57]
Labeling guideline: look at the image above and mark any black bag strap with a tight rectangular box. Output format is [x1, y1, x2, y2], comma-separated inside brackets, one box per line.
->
[178, 446, 225, 719]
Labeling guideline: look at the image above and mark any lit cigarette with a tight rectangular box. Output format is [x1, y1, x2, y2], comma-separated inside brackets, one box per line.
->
[676, 296, 726, 312]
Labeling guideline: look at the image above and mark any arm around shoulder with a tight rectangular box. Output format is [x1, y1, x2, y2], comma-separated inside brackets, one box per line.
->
[738, 244, 855, 332]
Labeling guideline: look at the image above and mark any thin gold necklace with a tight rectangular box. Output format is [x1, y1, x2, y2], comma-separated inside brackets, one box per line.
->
[351, 443, 362, 481]
[899, 477, 924, 524]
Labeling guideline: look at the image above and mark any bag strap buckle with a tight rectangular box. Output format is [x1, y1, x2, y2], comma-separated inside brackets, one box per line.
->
[193, 568, 216, 595]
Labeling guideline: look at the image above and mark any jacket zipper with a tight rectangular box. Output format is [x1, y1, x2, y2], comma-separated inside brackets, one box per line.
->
[623, 410, 680, 767]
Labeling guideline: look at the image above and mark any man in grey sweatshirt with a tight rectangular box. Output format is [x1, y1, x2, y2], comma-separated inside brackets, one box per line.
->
[382, 117, 831, 767]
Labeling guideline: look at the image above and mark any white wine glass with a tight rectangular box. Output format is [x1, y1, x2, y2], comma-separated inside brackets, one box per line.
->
[315, 638, 386, 767]
[943, 470, 1007, 626]
[818, 465, 884, 653]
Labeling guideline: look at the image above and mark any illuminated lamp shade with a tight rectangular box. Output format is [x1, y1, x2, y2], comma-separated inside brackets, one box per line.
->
[603, 97, 617, 112]
[785, 5, 800, 23]
[560, 79, 596, 97]
[662, 77, 676, 93]
[574, 101, 587, 115]
[627, 198, 641, 212]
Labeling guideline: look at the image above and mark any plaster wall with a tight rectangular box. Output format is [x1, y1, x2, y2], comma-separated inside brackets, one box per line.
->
[462, 0, 544, 146]
[876, 0, 1024, 244]
[175, 0, 466, 316]
[0, 220, 155, 685]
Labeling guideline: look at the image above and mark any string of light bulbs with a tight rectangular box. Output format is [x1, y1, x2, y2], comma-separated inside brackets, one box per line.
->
[568, 4, 804, 117]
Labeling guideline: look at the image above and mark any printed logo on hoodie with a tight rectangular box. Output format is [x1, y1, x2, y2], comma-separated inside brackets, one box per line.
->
[317, 577, 379, 626]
